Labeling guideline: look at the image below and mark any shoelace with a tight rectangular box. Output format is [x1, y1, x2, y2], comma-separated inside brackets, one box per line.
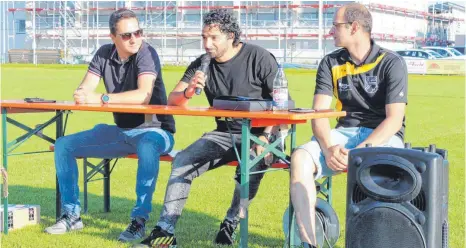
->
[127, 220, 143, 234]
[221, 220, 236, 234]
[148, 228, 161, 239]
[57, 215, 68, 222]
[55, 214, 75, 230]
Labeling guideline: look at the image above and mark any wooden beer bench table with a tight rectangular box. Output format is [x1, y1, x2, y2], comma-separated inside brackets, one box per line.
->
[1, 100, 345, 247]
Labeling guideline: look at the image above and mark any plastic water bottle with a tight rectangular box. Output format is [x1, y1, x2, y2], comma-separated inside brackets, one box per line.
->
[273, 64, 289, 111]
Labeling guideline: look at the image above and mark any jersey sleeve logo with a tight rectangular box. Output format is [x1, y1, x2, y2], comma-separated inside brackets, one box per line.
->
[364, 76, 379, 94]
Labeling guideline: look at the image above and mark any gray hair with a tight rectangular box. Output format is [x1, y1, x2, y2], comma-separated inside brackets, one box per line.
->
[109, 9, 138, 35]
[344, 3, 372, 34]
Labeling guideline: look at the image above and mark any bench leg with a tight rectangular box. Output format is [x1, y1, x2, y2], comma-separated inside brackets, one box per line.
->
[103, 159, 110, 212]
[83, 158, 88, 214]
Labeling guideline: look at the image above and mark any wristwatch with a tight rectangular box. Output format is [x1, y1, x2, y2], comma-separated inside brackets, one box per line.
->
[101, 94, 110, 104]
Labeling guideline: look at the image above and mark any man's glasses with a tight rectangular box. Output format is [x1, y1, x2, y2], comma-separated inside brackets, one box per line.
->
[117, 29, 143, 41]
[332, 22, 353, 28]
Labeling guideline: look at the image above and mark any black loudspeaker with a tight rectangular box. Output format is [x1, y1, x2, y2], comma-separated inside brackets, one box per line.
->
[345, 145, 448, 248]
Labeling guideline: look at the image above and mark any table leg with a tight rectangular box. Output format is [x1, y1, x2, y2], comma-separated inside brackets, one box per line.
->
[288, 124, 298, 247]
[2, 108, 8, 234]
[55, 110, 63, 220]
[240, 119, 251, 248]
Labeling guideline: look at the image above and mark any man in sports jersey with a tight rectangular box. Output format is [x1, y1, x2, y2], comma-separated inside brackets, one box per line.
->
[290, 3, 408, 248]
[134, 9, 282, 247]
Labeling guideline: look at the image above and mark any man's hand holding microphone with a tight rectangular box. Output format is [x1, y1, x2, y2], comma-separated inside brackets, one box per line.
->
[184, 54, 210, 99]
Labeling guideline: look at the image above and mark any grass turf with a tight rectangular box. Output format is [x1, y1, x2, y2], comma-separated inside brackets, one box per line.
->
[0, 64, 464, 248]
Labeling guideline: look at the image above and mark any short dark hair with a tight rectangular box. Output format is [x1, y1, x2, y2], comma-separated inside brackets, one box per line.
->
[109, 9, 138, 35]
[344, 3, 372, 34]
[203, 9, 242, 46]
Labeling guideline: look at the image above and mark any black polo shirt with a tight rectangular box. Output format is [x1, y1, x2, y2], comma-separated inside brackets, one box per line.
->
[88, 41, 175, 133]
[180, 42, 279, 133]
[315, 40, 407, 139]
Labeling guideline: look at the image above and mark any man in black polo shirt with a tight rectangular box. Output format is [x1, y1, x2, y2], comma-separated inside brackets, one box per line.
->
[290, 3, 407, 248]
[44, 9, 176, 243]
[134, 9, 281, 247]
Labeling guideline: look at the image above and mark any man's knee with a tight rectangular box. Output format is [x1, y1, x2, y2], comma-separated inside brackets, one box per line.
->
[137, 133, 166, 156]
[170, 152, 197, 181]
[54, 135, 75, 155]
[291, 149, 316, 175]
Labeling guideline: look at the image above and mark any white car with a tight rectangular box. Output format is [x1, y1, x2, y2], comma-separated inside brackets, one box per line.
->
[396, 49, 444, 60]
[422, 46, 466, 60]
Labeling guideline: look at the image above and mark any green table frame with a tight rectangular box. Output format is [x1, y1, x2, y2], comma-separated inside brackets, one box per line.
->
[1, 102, 345, 248]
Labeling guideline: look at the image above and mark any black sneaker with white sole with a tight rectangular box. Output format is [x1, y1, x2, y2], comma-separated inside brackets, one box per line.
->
[133, 226, 177, 248]
[214, 219, 238, 245]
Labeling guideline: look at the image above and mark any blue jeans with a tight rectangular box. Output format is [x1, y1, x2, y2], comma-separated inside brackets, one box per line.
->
[54, 123, 174, 221]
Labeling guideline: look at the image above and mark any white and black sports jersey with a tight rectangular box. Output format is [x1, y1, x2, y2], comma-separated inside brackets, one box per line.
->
[315, 40, 408, 139]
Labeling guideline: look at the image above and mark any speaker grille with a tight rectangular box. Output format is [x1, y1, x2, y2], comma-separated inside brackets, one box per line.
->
[442, 221, 448, 248]
[347, 207, 425, 248]
[352, 184, 367, 203]
[410, 190, 426, 211]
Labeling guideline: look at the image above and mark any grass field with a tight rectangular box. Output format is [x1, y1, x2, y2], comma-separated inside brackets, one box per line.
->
[0, 64, 464, 248]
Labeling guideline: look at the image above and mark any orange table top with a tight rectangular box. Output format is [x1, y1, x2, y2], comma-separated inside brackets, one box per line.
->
[1, 100, 346, 122]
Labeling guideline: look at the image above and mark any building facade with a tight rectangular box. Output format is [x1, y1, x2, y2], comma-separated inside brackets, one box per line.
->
[1, 0, 464, 64]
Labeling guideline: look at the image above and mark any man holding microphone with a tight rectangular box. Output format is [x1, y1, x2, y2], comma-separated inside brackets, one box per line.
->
[135, 9, 282, 247]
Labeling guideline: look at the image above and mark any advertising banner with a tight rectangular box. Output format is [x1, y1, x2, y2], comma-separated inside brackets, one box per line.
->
[425, 60, 465, 75]
[405, 59, 427, 74]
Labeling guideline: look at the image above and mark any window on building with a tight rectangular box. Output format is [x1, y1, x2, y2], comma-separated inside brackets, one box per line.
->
[16, 20, 26, 34]
[299, 12, 318, 26]
[240, 13, 255, 25]
[212, 1, 234, 7]
[184, 1, 201, 6]
[184, 13, 201, 26]
[256, 1, 276, 13]
[166, 13, 177, 27]
[96, 15, 110, 28]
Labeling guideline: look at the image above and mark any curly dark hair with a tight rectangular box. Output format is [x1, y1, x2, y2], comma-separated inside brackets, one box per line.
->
[203, 9, 242, 46]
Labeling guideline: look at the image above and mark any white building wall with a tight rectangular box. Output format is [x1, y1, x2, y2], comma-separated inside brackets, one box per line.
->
[4, 0, 465, 64]
[1, 1, 28, 62]
[451, 7, 466, 38]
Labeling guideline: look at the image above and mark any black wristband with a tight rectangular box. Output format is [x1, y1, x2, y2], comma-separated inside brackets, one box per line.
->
[183, 88, 192, 99]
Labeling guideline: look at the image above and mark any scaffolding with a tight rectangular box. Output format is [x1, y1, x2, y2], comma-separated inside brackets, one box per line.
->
[3, 1, 465, 64]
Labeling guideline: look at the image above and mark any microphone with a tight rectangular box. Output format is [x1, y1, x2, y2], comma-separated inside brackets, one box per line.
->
[195, 54, 211, 95]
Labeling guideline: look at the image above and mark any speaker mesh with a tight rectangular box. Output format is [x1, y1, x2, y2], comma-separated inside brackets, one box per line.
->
[352, 184, 368, 203]
[442, 221, 448, 248]
[347, 207, 425, 248]
[410, 190, 426, 211]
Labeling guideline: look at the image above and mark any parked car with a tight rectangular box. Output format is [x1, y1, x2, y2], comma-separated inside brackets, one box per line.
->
[421, 46, 466, 59]
[396, 49, 444, 60]
[452, 47, 465, 55]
